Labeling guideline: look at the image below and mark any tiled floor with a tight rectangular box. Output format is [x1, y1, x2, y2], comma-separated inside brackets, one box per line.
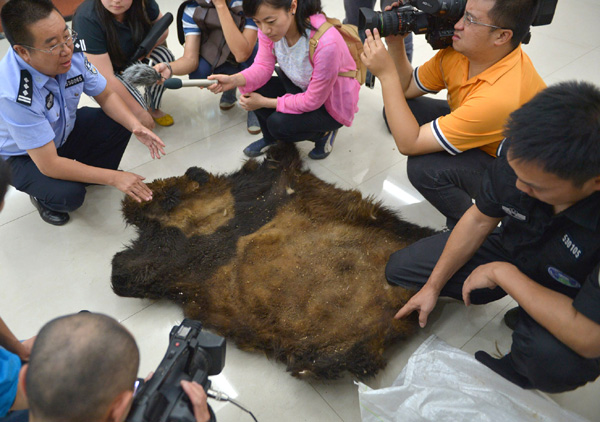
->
[2, 0, 600, 421]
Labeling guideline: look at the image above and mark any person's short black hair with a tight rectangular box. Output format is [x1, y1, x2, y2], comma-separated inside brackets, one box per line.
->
[26, 313, 140, 422]
[506, 80, 600, 187]
[0, 159, 11, 204]
[0, 0, 58, 46]
[488, 0, 539, 49]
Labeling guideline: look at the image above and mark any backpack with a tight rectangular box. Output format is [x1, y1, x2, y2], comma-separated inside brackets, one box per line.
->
[309, 17, 367, 86]
[176, 0, 246, 71]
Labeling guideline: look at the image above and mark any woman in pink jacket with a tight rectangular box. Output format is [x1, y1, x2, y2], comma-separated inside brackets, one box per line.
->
[208, 0, 360, 159]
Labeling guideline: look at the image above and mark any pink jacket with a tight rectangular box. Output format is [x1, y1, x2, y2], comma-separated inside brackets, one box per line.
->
[239, 14, 360, 127]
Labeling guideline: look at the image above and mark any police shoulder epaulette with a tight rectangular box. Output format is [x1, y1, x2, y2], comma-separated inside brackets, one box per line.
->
[16, 69, 33, 106]
[73, 38, 86, 53]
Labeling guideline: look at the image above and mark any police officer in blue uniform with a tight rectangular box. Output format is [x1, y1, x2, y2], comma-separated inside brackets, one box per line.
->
[387, 81, 600, 393]
[0, 0, 166, 226]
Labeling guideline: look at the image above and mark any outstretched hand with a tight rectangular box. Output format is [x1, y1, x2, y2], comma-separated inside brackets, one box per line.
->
[394, 285, 440, 328]
[113, 171, 153, 203]
[207, 74, 237, 94]
[133, 125, 166, 160]
[153, 62, 171, 84]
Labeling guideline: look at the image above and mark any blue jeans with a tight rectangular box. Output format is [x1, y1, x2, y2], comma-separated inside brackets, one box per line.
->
[189, 45, 257, 79]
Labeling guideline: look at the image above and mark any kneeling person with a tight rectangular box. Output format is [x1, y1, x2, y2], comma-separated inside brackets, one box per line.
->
[388, 81, 600, 393]
[0, 0, 165, 226]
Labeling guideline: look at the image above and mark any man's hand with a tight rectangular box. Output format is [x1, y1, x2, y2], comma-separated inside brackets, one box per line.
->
[207, 74, 237, 94]
[112, 171, 153, 202]
[181, 380, 211, 422]
[132, 125, 166, 160]
[361, 29, 398, 81]
[395, 284, 440, 328]
[462, 262, 508, 306]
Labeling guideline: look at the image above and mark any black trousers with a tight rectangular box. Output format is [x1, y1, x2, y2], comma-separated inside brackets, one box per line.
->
[405, 96, 495, 228]
[253, 69, 342, 144]
[386, 231, 600, 392]
[7, 107, 131, 212]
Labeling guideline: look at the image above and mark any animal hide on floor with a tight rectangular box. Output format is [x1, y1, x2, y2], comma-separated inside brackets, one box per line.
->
[111, 143, 437, 379]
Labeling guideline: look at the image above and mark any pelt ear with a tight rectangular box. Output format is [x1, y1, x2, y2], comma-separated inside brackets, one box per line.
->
[185, 167, 210, 185]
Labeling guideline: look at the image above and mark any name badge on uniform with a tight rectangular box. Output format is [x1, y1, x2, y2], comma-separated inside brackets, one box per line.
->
[66, 75, 84, 88]
[45, 93, 54, 110]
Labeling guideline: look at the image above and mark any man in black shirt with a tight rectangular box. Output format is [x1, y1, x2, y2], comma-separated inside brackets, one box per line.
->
[386, 80, 600, 393]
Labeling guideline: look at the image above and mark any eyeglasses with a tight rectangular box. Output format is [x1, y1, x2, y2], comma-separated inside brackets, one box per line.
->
[22, 29, 78, 56]
[463, 12, 505, 30]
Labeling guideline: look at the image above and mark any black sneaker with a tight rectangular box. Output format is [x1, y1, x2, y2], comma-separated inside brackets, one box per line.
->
[503, 307, 520, 330]
[30, 196, 70, 226]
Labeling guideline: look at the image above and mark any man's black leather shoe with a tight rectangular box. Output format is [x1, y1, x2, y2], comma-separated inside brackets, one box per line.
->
[503, 306, 520, 330]
[30, 196, 70, 226]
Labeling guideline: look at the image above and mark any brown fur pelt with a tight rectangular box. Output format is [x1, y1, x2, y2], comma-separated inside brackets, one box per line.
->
[111, 143, 437, 379]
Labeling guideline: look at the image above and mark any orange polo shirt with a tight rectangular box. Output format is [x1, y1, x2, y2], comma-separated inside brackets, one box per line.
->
[414, 45, 545, 156]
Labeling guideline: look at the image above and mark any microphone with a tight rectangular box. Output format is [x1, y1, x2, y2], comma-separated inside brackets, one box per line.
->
[163, 78, 217, 89]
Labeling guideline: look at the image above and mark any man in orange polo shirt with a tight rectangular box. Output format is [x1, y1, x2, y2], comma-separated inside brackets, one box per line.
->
[361, 0, 545, 228]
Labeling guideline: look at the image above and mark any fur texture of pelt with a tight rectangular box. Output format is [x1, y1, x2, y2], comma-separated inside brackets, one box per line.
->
[111, 143, 437, 379]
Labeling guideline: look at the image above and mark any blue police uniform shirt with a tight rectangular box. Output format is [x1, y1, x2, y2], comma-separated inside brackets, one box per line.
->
[0, 45, 107, 159]
[0, 349, 20, 417]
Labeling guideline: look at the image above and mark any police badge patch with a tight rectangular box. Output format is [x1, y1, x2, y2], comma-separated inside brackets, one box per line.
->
[45, 93, 54, 110]
[84, 57, 98, 74]
[547, 266, 581, 289]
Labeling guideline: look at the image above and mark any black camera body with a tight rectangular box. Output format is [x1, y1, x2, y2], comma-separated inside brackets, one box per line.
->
[359, 0, 558, 50]
[126, 319, 226, 422]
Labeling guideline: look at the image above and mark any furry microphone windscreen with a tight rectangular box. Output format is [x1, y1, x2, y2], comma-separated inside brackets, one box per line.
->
[122, 64, 162, 87]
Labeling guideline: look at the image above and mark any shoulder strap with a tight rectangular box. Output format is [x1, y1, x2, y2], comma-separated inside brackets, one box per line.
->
[308, 20, 333, 66]
[176, 1, 188, 45]
[309, 18, 359, 80]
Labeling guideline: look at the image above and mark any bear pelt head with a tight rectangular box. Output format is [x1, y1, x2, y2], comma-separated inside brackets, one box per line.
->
[112, 143, 437, 379]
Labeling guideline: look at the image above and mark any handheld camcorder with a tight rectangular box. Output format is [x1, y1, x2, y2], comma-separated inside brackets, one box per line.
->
[358, 0, 558, 50]
[126, 319, 226, 422]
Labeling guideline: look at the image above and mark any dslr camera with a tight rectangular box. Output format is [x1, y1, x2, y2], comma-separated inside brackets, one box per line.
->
[127, 319, 226, 422]
[359, 0, 559, 50]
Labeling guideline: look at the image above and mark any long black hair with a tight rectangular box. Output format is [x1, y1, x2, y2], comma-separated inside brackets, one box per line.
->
[242, 0, 323, 37]
[93, 0, 152, 70]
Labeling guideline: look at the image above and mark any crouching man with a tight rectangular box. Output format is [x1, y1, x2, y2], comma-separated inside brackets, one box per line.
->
[0, 0, 165, 226]
[388, 81, 600, 392]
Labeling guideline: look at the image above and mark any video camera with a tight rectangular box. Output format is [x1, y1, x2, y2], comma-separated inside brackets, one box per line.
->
[359, 0, 558, 50]
[126, 319, 226, 422]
